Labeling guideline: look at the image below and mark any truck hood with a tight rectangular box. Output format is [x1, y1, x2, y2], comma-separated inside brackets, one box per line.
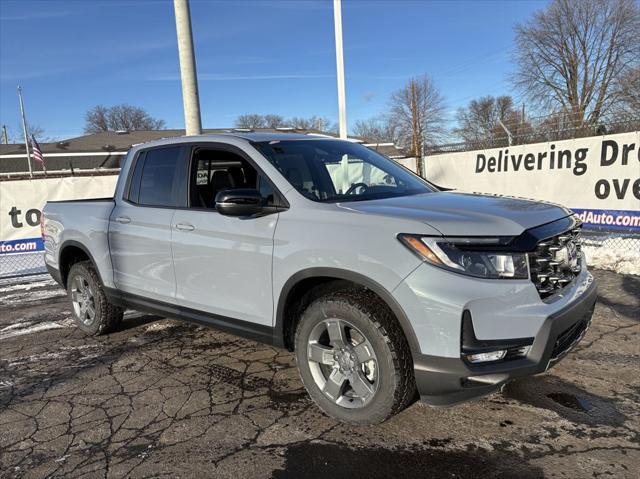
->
[338, 192, 572, 237]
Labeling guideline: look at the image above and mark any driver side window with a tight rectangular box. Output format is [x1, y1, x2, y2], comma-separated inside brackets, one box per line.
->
[189, 148, 275, 209]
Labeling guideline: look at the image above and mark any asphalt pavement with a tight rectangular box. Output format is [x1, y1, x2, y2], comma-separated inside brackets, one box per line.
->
[0, 269, 638, 478]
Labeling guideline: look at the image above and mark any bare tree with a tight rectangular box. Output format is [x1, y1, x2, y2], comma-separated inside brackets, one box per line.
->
[29, 125, 47, 142]
[513, 0, 639, 126]
[263, 114, 286, 128]
[9, 123, 49, 143]
[234, 114, 336, 132]
[388, 75, 446, 176]
[352, 118, 397, 143]
[234, 114, 267, 129]
[84, 104, 165, 133]
[613, 66, 640, 118]
[84, 105, 109, 133]
[454, 96, 532, 147]
[286, 117, 309, 129]
[288, 116, 335, 131]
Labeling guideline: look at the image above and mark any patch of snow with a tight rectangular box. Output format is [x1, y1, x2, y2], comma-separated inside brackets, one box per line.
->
[0, 318, 74, 341]
[59, 344, 100, 352]
[0, 287, 66, 305]
[0, 278, 56, 293]
[5, 340, 100, 367]
[0, 322, 29, 332]
[0, 273, 50, 287]
[583, 238, 640, 275]
[145, 321, 177, 333]
[8, 351, 64, 367]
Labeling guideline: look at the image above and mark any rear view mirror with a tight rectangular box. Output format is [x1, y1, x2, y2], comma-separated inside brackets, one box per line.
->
[215, 189, 264, 216]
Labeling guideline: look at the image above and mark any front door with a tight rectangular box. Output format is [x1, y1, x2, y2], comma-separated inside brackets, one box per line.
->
[171, 146, 278, 326]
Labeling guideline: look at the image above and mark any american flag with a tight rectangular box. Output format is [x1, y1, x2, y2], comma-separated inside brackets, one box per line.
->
[31, 134, 45, 169]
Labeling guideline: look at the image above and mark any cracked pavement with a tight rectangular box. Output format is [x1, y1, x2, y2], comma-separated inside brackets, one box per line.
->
[1, 269, 638, 478]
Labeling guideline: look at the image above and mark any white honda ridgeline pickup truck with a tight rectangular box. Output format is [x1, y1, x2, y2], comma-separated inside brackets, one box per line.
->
[43, 132, 597, 424]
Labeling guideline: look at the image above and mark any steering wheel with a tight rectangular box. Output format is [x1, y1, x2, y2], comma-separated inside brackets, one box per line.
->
[345, 182, 369, 195]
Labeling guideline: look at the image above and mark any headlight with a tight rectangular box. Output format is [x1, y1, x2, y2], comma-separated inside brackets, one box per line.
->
[398, 234, 529, 279]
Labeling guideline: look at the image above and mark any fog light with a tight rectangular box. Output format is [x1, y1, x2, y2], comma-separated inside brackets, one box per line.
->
[464, 350, 507, 363]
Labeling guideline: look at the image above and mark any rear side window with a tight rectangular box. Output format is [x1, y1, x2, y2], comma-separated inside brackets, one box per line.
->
[130, 147, 184, 207]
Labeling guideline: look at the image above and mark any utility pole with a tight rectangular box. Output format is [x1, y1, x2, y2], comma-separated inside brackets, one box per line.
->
[1, 125, 8, 144]
[173, 0, 202, 136]
[333, 0, 347, 139]
[17, 86, 33, 177]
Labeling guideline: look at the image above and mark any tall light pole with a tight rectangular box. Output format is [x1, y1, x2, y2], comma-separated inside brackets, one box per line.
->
[173, 0, 202, 136]
[333, 0, 347, 139]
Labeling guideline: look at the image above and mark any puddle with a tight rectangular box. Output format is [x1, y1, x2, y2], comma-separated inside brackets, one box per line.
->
[547, 392, 592, 412]
[503, 376, 625, 427]
[273, 442, 543, 479]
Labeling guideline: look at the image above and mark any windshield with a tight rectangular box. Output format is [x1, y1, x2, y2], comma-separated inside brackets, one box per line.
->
[254, 139, 436, 203]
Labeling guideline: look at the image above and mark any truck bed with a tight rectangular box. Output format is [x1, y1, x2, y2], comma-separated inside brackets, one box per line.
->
[43, 199, 116, 288]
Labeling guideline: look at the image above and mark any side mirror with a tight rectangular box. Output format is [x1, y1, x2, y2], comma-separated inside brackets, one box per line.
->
[215, 189, 264, 217]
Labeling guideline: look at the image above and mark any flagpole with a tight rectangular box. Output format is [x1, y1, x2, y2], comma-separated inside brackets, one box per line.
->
[17, 86, 33, 178]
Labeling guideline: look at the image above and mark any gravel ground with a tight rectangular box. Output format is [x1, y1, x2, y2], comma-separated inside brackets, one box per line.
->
[0, 269, 638, 479]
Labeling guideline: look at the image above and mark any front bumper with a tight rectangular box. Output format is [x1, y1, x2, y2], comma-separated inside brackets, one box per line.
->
[413, 277, 597, 406]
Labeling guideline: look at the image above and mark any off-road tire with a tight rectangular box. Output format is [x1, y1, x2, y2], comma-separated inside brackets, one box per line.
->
[295, 288, 416, 425]
[67, 261, 123, 335]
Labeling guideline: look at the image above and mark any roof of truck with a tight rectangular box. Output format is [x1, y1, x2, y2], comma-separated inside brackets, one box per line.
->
[216, 131, 349, 142]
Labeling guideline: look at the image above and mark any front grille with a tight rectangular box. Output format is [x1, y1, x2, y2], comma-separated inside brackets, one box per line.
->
[528, 225, 582, 299]
[551, 320, 588, 359]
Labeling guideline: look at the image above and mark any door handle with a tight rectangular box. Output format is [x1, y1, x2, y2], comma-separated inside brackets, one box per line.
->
[174, 223, 195, 231]
[115, 216, 131, 224]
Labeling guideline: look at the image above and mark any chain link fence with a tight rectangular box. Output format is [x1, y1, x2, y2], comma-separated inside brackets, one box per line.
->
[0, 252, 47, 279]
[580, 230, 640, 275]
[425, 113, 640, 155]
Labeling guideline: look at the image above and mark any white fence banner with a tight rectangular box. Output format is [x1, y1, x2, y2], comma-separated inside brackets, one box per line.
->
[0, 175, 118, 254]
[426, 131, 640, 233]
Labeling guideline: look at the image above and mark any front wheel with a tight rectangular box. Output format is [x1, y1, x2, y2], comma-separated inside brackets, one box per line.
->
[294, 289, 415, 425]
[67, 261, 123, 335]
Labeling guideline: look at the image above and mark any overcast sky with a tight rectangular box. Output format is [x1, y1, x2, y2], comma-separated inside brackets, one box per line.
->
[0, 0, 546, 140]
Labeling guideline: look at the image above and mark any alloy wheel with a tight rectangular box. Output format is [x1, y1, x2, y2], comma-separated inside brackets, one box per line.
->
[306, 318, 379, 408]
[70, 274, 96, 325]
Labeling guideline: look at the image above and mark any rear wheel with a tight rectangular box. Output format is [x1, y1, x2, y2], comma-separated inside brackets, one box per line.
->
[67, 261, 123, 335]
[295, 289, 415, 424]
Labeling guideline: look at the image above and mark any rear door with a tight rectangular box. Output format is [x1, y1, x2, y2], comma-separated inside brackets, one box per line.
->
[171, 144, 279, 327]
[109, 145, 187, 302]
